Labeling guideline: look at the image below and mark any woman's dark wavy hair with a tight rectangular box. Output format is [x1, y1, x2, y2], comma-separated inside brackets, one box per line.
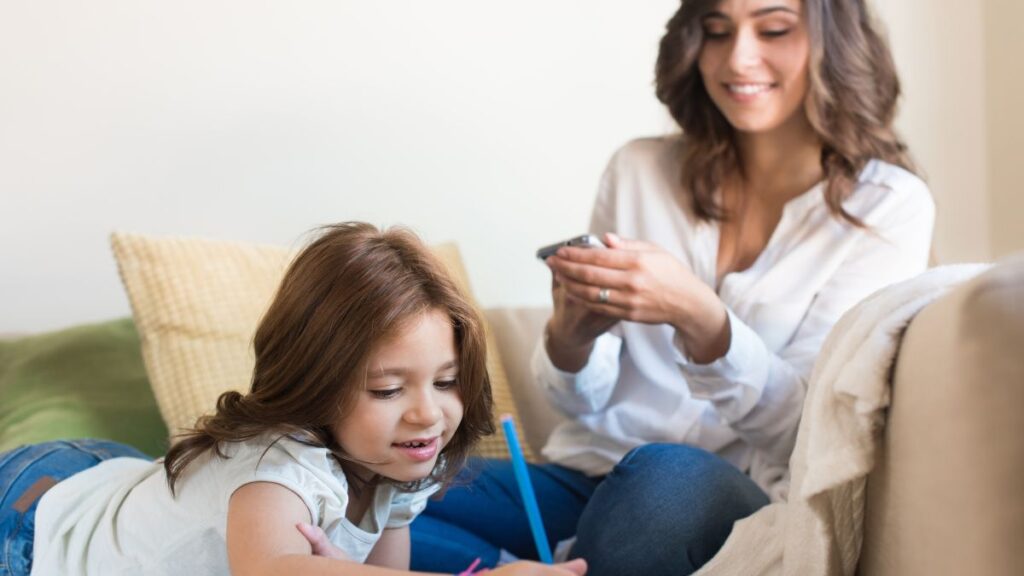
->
[655, 0, 916, 225]
[163, 222, 495, 494]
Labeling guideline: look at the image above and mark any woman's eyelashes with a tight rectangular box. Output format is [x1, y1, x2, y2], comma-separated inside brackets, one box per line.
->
[702, 27, 793, 40]
[702, 21, 730, 39]
[701, 14, 796, 41]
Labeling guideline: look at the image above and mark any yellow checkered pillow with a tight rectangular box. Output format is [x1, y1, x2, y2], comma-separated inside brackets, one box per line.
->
[110, 232, 533, 461]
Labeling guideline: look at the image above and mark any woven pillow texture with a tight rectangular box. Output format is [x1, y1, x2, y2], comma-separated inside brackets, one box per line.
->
[110, 231, 532, 461]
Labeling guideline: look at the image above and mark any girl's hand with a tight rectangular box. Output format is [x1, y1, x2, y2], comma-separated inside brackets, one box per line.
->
[298, 522, 586, 575]
[490, 558, 587, 575]
[548, 233, 730, 363]
[295, 523, 349, 561]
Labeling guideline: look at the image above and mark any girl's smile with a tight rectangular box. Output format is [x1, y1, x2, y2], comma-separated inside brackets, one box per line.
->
[333, 308, 464, 483]
[392, 437, 441, 462]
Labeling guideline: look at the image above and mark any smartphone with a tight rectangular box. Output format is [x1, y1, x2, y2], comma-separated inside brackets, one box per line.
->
[536, 234, 606, 260]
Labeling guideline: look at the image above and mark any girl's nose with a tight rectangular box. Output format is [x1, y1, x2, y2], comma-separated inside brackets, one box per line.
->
[405, 390, 443, 425]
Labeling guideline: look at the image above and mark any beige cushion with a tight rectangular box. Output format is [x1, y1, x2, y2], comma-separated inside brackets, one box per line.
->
[111, 232, 533, 461]
[859, 255, 1024, 575]
[483, 307, 566, 459]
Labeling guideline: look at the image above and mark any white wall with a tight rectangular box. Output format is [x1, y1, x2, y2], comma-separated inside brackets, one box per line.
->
[1, 1, 1004, 333]
[985, 0, 1024, 258]
[874, 0, 991, 264]
[0, 1, 678, 332]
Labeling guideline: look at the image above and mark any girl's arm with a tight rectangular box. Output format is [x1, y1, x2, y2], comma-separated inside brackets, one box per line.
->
[228, 481, 419, 575]
[229, 481, 588, 576]
[300, 523, 410, 569]
[365, 527, 410, 569]
[227, 481, 318, 575]
[295, 522, 411, 568]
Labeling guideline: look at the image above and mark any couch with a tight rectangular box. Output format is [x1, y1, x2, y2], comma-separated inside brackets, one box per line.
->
[2, 248, 1021, 575]
[483, 255, 1024, 576]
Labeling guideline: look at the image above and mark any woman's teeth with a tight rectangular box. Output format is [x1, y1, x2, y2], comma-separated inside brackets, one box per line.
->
[727, 83, 772, 95]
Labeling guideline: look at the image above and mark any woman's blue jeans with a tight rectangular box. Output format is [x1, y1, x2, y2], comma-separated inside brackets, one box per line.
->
[0, 440, 149, 576]
[410, 443, 769, 576]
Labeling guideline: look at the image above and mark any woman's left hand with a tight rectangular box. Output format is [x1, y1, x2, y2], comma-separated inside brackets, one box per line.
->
[547, 233, 730, 363]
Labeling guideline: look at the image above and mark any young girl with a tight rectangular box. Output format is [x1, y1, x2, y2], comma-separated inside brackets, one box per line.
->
[0, 223, 587, 576]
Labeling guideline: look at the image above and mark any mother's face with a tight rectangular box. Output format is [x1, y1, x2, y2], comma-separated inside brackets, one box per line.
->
[696, 0, 811, 135]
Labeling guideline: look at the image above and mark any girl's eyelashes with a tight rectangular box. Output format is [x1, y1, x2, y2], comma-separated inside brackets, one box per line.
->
[367, 377, 457, 399]
[761, 29, 792, 38]
[434, 378, 458, 391]
[369, 388, 401, 400]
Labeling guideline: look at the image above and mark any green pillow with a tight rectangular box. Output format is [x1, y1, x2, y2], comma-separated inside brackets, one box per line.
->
[0, 318, 169, 457]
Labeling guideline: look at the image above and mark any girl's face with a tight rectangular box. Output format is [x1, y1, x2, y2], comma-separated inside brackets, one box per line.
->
[697, 0, 811, 135]
[332, 308, 464, 483]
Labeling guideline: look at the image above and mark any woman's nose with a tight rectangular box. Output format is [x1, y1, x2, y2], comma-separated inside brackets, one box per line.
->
[728, 28, 762, 72]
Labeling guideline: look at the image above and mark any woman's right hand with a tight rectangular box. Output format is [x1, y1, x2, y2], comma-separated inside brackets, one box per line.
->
[491, 558, 587, 575]
[545, 257, 618, 372]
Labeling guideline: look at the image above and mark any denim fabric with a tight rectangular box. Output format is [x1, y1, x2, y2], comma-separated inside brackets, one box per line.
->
[410, 444, 769, 576]
[0, 440, 150, 576]
[570, 444, 769, 575]
[410, 457, 601, 572]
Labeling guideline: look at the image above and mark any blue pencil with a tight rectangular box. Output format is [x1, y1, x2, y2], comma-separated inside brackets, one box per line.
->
[500, 414, 553, 564]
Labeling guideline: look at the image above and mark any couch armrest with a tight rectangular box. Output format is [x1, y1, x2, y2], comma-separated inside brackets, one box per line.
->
[859, 256, 1024, 575]
[484, 307, 566, 459]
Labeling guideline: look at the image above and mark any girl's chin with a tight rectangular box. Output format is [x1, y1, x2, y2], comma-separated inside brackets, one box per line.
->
[372, 462, 438, 484]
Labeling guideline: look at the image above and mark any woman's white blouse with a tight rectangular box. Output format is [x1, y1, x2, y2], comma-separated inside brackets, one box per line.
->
[533, 137, 934, 500]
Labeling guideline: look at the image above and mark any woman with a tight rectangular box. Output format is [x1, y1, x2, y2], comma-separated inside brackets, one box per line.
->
[410, 1, 934, 574]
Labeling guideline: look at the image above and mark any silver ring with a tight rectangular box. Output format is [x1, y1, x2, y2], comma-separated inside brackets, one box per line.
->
[598, 288, 610, 304]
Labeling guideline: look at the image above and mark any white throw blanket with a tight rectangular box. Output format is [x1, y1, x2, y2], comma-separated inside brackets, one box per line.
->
[696, 264, 988, 576]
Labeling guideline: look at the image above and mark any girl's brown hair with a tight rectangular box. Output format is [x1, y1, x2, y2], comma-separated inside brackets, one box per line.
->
[163, 222, 494, 493]
[655, 0, 916, 225]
